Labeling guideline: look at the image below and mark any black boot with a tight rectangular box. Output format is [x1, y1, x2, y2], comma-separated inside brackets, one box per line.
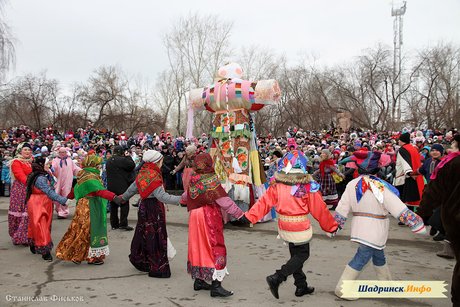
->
[29, 245, 36, 254]
[266, 273, 284, 299]
[210, 280, 233, 297]
[194, 278, 212, 291]
[42, 253, 53, 262]
[295, 284, 315, 297]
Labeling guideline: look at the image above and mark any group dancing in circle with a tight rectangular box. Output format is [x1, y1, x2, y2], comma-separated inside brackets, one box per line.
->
[6, 135, 460, 305]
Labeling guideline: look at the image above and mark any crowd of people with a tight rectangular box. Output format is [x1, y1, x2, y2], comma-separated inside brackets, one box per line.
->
[2, 124, 460, 305]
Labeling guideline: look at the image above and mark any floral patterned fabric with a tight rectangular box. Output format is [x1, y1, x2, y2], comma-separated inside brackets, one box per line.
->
[355, 175, 400, 204]
[8, 180, 29, 245]
[186, 154, 227, 212]
[56, 198, 98, 262]
[135, 162, 163, 200]
[398, 208, 425, 232]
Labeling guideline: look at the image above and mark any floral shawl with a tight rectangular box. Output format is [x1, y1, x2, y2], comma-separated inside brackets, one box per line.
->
[186, 153, 227, 211]
[135, 162, 163, 199]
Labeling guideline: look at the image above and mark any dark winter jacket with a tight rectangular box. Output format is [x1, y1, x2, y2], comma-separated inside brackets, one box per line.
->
[106, 155, 136, 194]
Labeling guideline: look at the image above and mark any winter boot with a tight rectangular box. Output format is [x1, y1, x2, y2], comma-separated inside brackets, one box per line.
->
[42, 253, 53, 262]
[335, 265, 361, 300]
[266, 272, 285, 299]
[210, 280, 233, 297]
[436, 240, 455, 259]
[374, 264, 392, 280]
[295, 284, 315, 297]
[194, 278, 211, 291]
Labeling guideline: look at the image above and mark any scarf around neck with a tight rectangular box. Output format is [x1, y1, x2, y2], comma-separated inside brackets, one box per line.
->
[430, 151, 460, 180]
[355, 175, 400, 204]
[186, 172, 227, 211]
[74, 167, 105, 201]
[59, 156, 68, 167]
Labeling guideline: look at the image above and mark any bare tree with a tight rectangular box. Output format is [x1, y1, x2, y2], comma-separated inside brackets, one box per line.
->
[0, 0, 15, 82]
[163, 13, 233, 135]
[409, 43, 460, 129]
[50, 85, 86, 132]
[1, 72, 58, 129]
[236, 45, 285, 81]
[153, 69, 186, 134]
[79, 66, 127, 128]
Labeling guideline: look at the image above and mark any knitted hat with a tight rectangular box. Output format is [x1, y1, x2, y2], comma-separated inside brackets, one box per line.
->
[399, 132, 411, 144]
[185, 145, 197, 155]
[431, 144, 444, 155]
[143, 150, 163, 163]
[356, 151, 381, 175]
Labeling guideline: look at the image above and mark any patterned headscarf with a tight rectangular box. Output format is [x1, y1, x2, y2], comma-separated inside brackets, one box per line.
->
[194, 153, 215, 174]
[13, 142, 33, 161]
[74, 155, 104, 200]
[81, 155, 103, 168]
[135, 162, 163, 199]
[187, 153, 227, 211]
[9, 142, 33, 181]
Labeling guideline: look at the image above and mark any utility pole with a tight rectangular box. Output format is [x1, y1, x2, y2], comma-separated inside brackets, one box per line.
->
[391, 1, 406, 128]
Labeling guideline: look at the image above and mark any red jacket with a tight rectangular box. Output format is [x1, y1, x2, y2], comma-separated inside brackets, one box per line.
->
[11, 160, 32, 185]
[245, 183, 338, 243]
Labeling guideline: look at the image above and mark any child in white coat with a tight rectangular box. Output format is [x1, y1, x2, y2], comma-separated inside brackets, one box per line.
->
[332, 152, 427, 300]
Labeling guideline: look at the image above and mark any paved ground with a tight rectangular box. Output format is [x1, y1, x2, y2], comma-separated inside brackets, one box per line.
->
[0, 196, 454, 307]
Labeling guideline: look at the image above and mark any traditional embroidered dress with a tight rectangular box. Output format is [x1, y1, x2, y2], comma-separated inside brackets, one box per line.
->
[314, 158, 342, 209]
[52, 155, 81, 218]
[8, 150, 33, 245]
[26, 160, 67, 255]
[183, 153, 244, 283]
[56, 155, 115, 264]
[122, 158, 181, 278]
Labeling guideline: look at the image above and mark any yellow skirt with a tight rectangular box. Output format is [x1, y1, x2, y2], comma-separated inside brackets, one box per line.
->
[56, 198, 91, 262]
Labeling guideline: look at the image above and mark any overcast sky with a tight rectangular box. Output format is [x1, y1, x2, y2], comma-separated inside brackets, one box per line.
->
[5, 0, 460, 89]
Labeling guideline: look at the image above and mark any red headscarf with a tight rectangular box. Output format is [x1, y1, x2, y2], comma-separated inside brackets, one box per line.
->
[186, 153, 227, 211]
[135, 162, 163, 199]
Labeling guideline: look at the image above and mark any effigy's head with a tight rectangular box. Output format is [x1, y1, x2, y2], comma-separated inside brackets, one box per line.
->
[216, 62, 243, 80]
[189, 63, 281, 113]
